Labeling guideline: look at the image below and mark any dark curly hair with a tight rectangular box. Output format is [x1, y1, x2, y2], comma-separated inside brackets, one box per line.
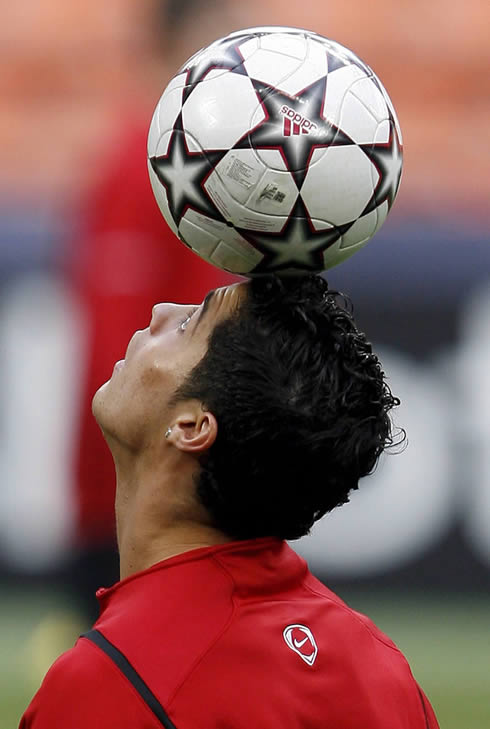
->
[173, 275, 402, 541]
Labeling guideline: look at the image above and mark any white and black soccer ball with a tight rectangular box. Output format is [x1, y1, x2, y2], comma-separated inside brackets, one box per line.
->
[148, 26, 403, 276]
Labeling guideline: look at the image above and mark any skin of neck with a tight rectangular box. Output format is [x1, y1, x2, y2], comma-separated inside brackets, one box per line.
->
[107, 433, 232, 581]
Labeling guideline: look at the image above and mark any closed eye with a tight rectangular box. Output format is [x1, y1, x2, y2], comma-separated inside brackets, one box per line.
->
[178, 307, 199, 332]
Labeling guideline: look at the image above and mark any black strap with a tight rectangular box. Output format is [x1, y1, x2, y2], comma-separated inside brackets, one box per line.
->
[81, 629, 178, 729]
[416, 686, 431, 729]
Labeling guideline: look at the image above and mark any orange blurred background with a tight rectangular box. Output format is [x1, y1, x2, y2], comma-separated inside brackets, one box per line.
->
[1, 0, 489, 220]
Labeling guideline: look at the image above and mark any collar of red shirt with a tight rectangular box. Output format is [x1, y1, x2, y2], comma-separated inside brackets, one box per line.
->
[95, 537, 308, 605]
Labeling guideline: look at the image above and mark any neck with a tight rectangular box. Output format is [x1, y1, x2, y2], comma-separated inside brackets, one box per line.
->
[112, 445, 231, 581]
[118, 520, 231, 580]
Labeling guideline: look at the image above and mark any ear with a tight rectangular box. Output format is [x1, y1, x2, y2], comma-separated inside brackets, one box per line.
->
[168, 403, 218, 455]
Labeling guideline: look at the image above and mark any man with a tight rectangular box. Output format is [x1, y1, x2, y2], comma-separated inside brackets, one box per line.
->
[20, 275, 439, 728]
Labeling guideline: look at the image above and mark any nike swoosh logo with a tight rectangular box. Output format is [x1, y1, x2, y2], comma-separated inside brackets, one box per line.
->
[293, 636, 309, 649]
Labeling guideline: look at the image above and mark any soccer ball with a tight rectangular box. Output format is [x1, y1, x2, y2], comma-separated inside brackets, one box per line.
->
[148, 27, 403, 276]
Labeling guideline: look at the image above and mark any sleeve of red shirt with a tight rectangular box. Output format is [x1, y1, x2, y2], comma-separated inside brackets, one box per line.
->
[19, 640, 161, 729]
[417, 684, 440, 728]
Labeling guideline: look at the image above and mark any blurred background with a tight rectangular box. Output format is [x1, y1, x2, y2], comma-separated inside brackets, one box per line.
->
[1, 0, 489, 726]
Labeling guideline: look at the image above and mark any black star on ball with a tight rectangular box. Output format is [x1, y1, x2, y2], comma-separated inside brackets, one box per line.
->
[149, 115, 226, 227]
[239, 200, 354, 274]
[360, 116, 403, 215]
[180, 33, 254, 104]
[234, 76, 356, 189]
[324, 42, 374, 80]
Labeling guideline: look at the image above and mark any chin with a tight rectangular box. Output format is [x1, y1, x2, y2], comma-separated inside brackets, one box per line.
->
[91, 379, 127, 449]
[91, 380, 109, 425]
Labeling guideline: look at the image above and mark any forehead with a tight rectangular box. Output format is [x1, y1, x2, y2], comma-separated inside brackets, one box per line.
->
[206, 281, 249, 320]
[184, 281, 249, 348]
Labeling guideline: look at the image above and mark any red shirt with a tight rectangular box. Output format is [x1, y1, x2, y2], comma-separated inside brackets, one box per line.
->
[20, 539, 439, 728]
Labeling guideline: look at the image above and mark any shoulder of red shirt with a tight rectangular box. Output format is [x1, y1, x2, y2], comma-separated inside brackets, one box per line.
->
[20, 539, 440, 729]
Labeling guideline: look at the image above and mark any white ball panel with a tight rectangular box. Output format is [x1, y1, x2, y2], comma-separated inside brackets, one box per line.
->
[156, 75, 186, 133]
[179, 218, 219, 258]
[322, 64, 367, 126]
[337, 90, 378, 144]
[371, 119, 402, 200]
[237, 36, 260, 60]
[256, 148, 293, 170]
[326, 40, 372, 75]
[293, 37, 329, 83]
[184, 134, 202, 153]
[234, 148, 299, 216]
[205, 172, 289, 232]
[147, 160, 179, 236]
[211, 240, 260, 273]
[161, 71, 187, 93]
[183, 46, 234, 84]
[322, 237, 368, 269]
[188, 35, 258, 67]
[247, 169, 298, 216]
[309, 219, 335, 231]
[259, 32, 307, 60]
[393, 109, 403, 145]
[244, 49, 303, 88]
[302, 146, 378, 225]
[213, 150, 267, 205]
[180, 208, 226, 240]
[180, 209, 263, 272]
[373, 199, 389, 233]
[154, 130, 173, 157]
[147, 104, 161, 157]
[228, 26, 305, 39]
[371, 118, 391, 145]
[182, 72, 262, 150]
[379, 85, 403, 143]
[307, 37, 331, 67]
[339, 208, 378, 249]
[197, 67, 233, 82]
[349, 76, 389, 123]
[274, 44, 328, 95]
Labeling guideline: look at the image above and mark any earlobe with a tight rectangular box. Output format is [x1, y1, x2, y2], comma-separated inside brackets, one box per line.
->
[170, 408, 218, 455]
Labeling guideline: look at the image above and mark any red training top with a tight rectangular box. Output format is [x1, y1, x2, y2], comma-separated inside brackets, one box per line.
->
[20, 539, 439, 728]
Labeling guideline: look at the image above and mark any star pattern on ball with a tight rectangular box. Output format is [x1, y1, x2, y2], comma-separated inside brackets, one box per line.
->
[234, 77, 355, 189]
[360, 117, 403, 215]
[180, 34, 253, 104]
[149, 115, 226, 226]
[326, 46, 369, 76]
[325, 46, 387, 101]
[239, 200, 353, 274]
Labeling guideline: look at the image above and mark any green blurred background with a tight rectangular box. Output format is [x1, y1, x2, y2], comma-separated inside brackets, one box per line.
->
[2, 586, 489, 728]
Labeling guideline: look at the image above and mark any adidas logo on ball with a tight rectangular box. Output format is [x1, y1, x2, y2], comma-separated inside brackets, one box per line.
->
[279, 105, 318, 136]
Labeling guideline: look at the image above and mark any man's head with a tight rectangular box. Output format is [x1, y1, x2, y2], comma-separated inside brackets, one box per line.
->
[92, 281, 246, 455]
[93, 275, 401, 541]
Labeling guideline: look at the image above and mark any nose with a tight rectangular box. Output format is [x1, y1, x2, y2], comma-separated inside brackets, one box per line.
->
[150, 302, 186, 332]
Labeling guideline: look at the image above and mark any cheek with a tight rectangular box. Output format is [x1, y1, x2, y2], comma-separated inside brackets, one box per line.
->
[129, 363, 177, 427]
[137, 361, 174, 394]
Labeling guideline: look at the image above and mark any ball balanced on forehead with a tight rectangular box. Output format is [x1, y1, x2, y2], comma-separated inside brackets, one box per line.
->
[148, 26, 403, 277]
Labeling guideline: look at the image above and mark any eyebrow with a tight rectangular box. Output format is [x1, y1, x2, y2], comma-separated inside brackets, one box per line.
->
[192, 289, 216, 335]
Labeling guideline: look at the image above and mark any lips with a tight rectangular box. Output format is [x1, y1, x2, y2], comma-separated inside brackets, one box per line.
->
[124, 328, 144, 361]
